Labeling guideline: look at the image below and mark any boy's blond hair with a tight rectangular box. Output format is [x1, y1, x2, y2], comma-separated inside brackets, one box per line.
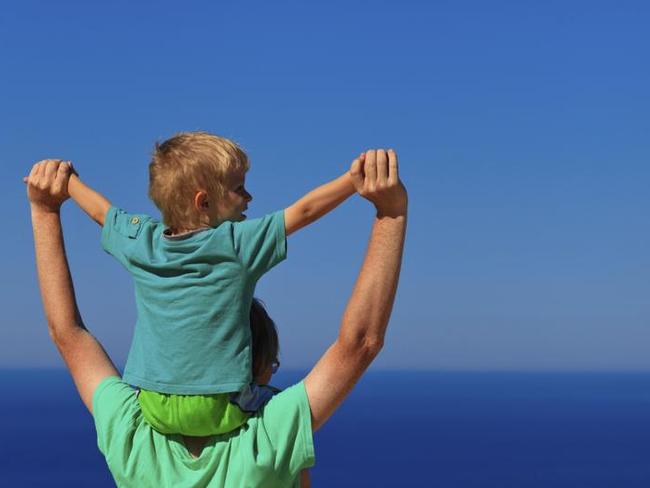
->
[149, 131, 249, 230]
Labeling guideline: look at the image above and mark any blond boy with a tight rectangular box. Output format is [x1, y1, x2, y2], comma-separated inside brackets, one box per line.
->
[67, 131, 356, 435]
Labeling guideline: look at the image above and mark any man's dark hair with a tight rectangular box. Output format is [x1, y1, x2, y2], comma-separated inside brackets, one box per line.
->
[250, 298, 279, 380]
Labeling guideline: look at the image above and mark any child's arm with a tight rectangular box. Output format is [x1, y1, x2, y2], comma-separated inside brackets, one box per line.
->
[68, 173, 111, 226]
[284, 164, 358, 237]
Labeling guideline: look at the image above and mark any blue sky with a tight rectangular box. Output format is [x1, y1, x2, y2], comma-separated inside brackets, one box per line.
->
[2, 0, 648, 370]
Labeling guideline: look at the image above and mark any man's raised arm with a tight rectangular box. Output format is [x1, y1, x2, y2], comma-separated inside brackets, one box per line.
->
[304, 149, 408, 431]
[27, 160, 119, 413]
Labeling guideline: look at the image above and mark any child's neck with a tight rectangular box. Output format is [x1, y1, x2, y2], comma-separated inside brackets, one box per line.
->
[166, 224, 211, 237]
[167, 216, 231, 236]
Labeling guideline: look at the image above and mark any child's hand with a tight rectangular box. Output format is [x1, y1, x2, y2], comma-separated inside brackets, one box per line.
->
[24, 159, 73, 213]
[350, 149, 407, 217]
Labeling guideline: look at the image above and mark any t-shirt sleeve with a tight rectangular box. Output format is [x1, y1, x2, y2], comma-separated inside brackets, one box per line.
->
[101, 206, 151, 268]
[92, 376, 141, 456]
[232, 210, 287, 280]
[258, 381, 315, 478]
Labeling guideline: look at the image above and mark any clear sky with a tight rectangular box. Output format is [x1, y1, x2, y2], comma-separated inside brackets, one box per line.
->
[2, 0, 648, 371]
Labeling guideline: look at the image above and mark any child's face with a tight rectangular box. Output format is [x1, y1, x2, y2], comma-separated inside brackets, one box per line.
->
[214, 170, 252, 223]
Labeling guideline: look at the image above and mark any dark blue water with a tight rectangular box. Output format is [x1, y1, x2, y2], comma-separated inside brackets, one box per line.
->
[1, 370, 649, 487]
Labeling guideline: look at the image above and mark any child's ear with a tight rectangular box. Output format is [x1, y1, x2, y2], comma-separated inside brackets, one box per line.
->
[194, 191, 210, 211]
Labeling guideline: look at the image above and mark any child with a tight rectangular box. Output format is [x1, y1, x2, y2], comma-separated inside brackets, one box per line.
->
[67, 131, 357, 435]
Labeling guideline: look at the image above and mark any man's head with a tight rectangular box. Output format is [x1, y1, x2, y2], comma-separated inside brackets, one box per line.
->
[250, 298, 280, 385]
[149, 131, 252, 232]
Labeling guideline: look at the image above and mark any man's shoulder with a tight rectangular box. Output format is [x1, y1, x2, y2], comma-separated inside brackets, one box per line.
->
[249, 381, 315, 478]
[93, 377, 138, 418]
[253, 381, 313, 444]
[92, 377, 142, 450]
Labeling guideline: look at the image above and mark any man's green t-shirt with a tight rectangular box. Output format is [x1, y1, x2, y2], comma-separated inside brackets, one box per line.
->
[101, 207, 287, 394]
[93, 376, 315, 487]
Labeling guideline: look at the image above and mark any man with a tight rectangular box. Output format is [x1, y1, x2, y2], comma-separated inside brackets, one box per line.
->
[27, 149, 407, 487]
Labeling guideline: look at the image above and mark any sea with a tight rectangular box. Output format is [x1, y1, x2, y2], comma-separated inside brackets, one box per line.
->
[1, 369, 649, 487]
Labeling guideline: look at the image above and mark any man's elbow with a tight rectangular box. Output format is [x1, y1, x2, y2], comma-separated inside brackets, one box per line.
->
[47, 322, 67, 348]
[339, 332, 385, 366]
[360, 336, 384, 360]
[47, 319, 84, 349]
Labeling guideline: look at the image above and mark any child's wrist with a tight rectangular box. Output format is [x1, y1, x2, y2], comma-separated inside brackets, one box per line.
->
[342, 171, 356, 191]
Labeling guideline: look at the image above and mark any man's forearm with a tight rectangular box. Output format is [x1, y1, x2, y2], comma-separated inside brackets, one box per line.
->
[339, 212, 407, 351]
[304, 209, 407, 431]
[68, 175, 111, 226]
[32, 209, 84, 341]
[284, 173, 355, 236]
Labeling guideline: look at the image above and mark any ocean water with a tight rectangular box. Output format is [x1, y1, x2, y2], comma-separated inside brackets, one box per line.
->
[1, 370, 649, 487]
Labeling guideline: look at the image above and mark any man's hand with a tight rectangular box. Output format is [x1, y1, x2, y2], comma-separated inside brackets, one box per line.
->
[25, 159, 72, 214]
[350, 149, 407, 217]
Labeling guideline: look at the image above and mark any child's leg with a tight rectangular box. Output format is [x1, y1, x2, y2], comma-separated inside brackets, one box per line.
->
[138, 390, 250, 436]
[138, 383, 280, 436]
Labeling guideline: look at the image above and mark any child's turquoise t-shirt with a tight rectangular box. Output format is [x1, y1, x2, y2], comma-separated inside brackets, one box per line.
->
[101, 206, 287, 395]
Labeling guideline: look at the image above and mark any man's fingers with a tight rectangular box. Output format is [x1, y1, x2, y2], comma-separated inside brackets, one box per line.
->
[364, 150, 377, 186]
[53, 161, 71, 192]
[56, 161, 71, 177]
[32, 161, 45, 179]
[27, 159, 68, 190]
[27, 163, 40, 182]
[376, 149, 388, 184]
[43, 159, 61, 180]
[387, 149, 399, 184]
